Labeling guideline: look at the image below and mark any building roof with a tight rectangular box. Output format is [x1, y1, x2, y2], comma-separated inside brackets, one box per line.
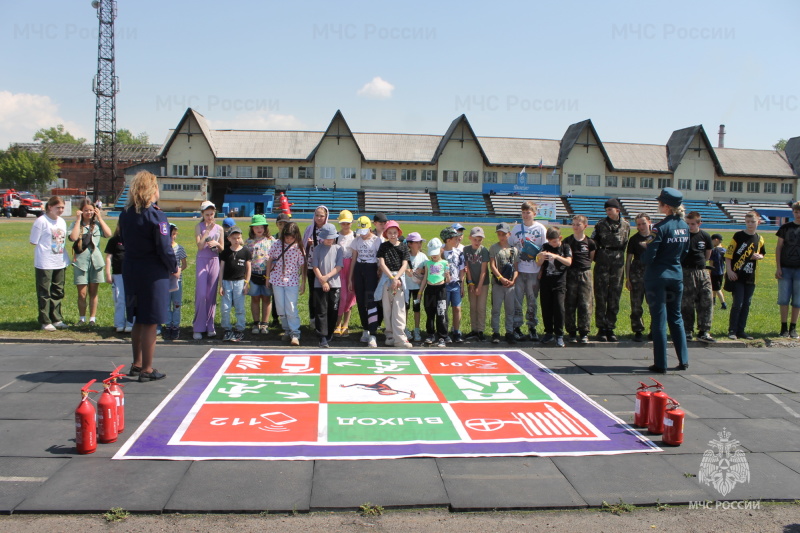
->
[715, 147, 795, 178]
[665, 125, 722, 174]
[557, 119, 612, 170]
[212, 131, 323, 160]
[478, 137, 560, 167]
[13, 143, 161, 161]
[352, 133, 440, 163]
[603, 142, 669, 173]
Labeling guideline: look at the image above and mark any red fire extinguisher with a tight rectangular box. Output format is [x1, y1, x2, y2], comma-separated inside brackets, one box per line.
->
[108, 365, 126, 433]
[648, 378, 669, 435]
[97, 377, 119, 444]
[663, 397, 685, 446]
[634, 382, 655, 428]
[75, 379, 99, 454]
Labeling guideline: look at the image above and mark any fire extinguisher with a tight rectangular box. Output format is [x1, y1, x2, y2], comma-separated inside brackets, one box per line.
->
[648, 378, 669, 435]
[75, 379, 99, 454]
[97, 377, 119, 444]
[663, 397, 685, 446]
[634, 382, 655, 428]
[108, 365, 126, 434]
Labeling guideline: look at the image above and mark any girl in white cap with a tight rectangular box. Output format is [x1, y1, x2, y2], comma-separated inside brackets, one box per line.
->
[334, 210, 356, 336]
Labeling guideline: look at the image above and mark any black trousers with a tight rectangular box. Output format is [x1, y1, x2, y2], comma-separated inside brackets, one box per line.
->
[424, 284, 448, 337]
[353, 262, 381, 335]
[539, 281, 566, 336]
[314, 287, 340, 340]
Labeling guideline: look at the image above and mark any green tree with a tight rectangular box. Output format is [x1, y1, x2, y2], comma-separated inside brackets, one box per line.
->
[116, 128, 150, 145]
[0, 147, 60, 191]
[33, 124, 86, 145]
[774, 139, 788, 151]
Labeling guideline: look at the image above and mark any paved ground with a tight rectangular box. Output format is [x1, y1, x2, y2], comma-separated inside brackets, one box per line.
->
[1, 338, 800, 515]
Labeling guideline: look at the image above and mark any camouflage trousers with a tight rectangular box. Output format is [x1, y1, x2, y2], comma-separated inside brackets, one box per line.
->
[682, 268, 713, 333]
[594, 255, 625, 330]
[565, 269, 593, 335]
[629, 261, 647, 333]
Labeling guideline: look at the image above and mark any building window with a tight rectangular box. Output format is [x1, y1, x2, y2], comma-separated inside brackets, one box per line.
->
[657, 178, 672, 189]
[278, 167, 293, 179]
[256, 166, 273, 178]
[502, 172, 517, 184]
[443, 170, 458, 183]
[172, 165, 188, 176]
[730, 181, 743, 193]
[621, 177, 636, 188]
[421, 170, 436, 182]
[341, 167, 356, 180]
[215, 165, 231, 177]
[606, 175, 618, 188]
[237, 166, 252, 178]
[298, 166, 314, 179]
[747, 182, 760, 193]
[586, 175, 600, 187]
[163, 183, 201, 191]
[529, 173, 542, 185]
[483, 171, 497, 183]
[463, 171, 479, 183]
[401, 169, 417, 181]
[381, 169, 397, 181]
[677, 179, 692, 190]
[567, 174, 581, 186]
[640, 177, 654, 189]
[714, 181, 726, 192]
[764, 183, 777, 194]
[318, 166, 335, 180]
[362, 168, 376, 181]
[547, 173, 560, 185]
[696, 180, 709, 192]
[782, 183, 794, 194]
[193, 165, 208, 177]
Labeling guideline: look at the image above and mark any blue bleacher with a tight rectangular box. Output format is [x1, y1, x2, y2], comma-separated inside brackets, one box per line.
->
[114, 183, 130, 210]
[284, 188, 359, 214]
[436, 191, 487, 215]
[682, 201, 731, 223]
[564, 196, 609, 223]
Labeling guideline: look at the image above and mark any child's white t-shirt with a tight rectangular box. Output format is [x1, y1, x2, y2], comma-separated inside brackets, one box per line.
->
[351, 235, 381, 264]
[509, 221, 547, 274]
[30, 215, 69, 270]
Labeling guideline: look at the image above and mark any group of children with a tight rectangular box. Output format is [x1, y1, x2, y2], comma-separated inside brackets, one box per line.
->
[99, 197, 784, 347]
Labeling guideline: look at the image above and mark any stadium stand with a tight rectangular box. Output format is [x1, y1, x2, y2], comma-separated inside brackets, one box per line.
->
[114, 183, 130, 210]
[619, 197, 659, 219]
[720, 202, 752, 224]
[364, 190, 433, 214]
[436, 191, 488, 216]
[682, 200, 731, 223]
[749, 201, 793, 224]
[283, 188, 359, 213]
[564, 196, 614, 223]
[491, 194, 570, 220]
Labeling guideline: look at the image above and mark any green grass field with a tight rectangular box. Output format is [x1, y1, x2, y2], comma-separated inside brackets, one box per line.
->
[1, 216, 782, 342]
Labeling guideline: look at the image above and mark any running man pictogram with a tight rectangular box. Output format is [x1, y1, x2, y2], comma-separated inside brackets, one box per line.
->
[340, 377, 416, 399]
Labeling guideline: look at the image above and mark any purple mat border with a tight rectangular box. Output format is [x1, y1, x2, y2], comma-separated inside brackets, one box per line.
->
[114, 349, 660, 460]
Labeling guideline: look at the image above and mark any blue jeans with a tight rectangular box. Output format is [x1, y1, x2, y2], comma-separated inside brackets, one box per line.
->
[166, 279, 183, 328]
[645, 276, 688, 369]
[729, 281, 756, 335]
[777, 267, 800, 307]
[111, 273, 132, 329]
[273, 284, 301, 337]
[221, 280, 246, 331]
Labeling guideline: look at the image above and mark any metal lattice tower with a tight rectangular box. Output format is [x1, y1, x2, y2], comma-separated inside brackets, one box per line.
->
[92, 0, 119, 201]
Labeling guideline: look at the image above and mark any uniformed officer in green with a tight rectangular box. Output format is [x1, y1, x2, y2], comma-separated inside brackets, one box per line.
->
[641, 188, 690, 373]
[591, 198, 630, 342]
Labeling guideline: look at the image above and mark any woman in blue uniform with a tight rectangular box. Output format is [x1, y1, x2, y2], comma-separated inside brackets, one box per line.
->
[641, 188, 690, 373]
[119, 171, 178, 382]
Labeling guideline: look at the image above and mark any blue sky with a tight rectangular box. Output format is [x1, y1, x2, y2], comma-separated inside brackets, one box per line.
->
[1, 0, 797, 151]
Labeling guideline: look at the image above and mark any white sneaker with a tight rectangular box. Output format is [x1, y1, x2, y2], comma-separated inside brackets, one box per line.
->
[290, 336, 300, 346]
[42, 324, 57, 332]
[193, 332, 203, 340]
[207, 330, 217, 338]
[394, 339, 413, 348]
[368, 335, 377, 348]
[115, 327, 124, 333]
[53, 321, 69, 329]
[385, 338, 395, 346]
[124, 325, 132, 333]
[360, 330, 370, 343]
[252, 324, 260, 334]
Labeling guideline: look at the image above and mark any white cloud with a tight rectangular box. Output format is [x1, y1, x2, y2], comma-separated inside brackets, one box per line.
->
[0, 91, 87, 148]
[210, 112, 308, 130]
[356, 76, 395, 100]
